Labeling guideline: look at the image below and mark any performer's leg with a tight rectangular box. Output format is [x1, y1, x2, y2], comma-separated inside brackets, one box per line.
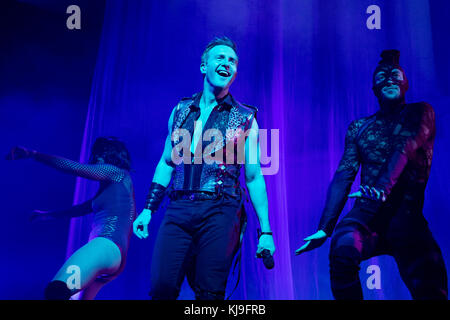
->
[78, 264, 123, 300]
[329, 221, 379, 300]
[150, 200, 193, 300]
[45, 237, 121, 300]
[78, 279, 109, 300]
[192, 197, 241, 300]
[390, 225, 448, 300]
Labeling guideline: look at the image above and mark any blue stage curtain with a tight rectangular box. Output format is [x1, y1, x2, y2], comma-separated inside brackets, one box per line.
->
[69, 0, 450, 299]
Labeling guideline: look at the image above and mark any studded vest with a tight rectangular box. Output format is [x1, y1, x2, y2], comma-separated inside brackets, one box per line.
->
[170, 93, 257, 197]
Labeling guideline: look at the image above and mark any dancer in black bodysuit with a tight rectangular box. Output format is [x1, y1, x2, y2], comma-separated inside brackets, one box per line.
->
[296, 50, 448, 300]
[6, 137, 136, 300]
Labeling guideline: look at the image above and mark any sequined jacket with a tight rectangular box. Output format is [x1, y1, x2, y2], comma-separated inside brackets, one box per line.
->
[170, 93, 257, 197]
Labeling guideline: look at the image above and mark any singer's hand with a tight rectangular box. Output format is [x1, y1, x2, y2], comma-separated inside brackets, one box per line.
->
[133, 209, 152, 239]
[295, 230, 327, 255]
[256, 234, 275, 257]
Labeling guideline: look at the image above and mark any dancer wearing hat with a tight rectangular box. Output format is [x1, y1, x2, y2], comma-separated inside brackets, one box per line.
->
[296, 50, 447, 300]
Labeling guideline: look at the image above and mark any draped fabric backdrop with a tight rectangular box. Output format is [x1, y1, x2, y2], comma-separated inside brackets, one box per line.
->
[68, 0, 450, 299]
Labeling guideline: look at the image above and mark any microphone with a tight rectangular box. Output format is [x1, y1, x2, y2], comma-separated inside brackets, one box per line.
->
[257, 229, 274, 269]
[260, 249, 274, 269]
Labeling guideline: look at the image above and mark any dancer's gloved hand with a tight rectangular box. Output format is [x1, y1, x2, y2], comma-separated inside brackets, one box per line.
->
[295, 230, 327, 255]
[30, 210, 55, 223]
[133, 208, 152, 239]
[348, 185, 386, 202]
[5, 146, 36, 160]
[256, 234, 275, 258]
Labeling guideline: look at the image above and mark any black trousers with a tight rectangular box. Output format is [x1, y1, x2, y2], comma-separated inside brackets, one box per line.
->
[150, 194, 242, 300]
[329, 206, 448, 300]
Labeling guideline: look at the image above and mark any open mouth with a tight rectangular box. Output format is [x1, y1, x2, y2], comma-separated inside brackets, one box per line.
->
[216, 69, 231, 77]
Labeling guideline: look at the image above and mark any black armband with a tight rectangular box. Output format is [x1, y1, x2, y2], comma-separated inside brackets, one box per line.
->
[257, 229, 273, 239]
[144, 182, 167, 212]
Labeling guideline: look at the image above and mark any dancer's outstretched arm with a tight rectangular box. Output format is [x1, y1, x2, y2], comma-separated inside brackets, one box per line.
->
[31, 200, 93, 222]
[296, 120, 360, 255]
[6, 146, 124, 182]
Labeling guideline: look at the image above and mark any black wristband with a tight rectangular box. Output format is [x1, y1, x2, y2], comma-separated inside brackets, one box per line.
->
[257, 229, 273, 239]
[144, 182, 167, 212]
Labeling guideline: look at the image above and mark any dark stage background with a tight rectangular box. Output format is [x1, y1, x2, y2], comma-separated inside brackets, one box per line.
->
[1, 0, 449, 300]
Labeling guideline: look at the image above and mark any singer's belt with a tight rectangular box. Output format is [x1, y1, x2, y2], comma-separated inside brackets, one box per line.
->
[169, 190, 221, 201]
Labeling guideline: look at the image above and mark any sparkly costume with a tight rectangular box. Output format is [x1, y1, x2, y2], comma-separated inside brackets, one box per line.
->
[317, 50, 448, 300]
[318, 102, 435, 234]
[170, 92, 255, 197]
